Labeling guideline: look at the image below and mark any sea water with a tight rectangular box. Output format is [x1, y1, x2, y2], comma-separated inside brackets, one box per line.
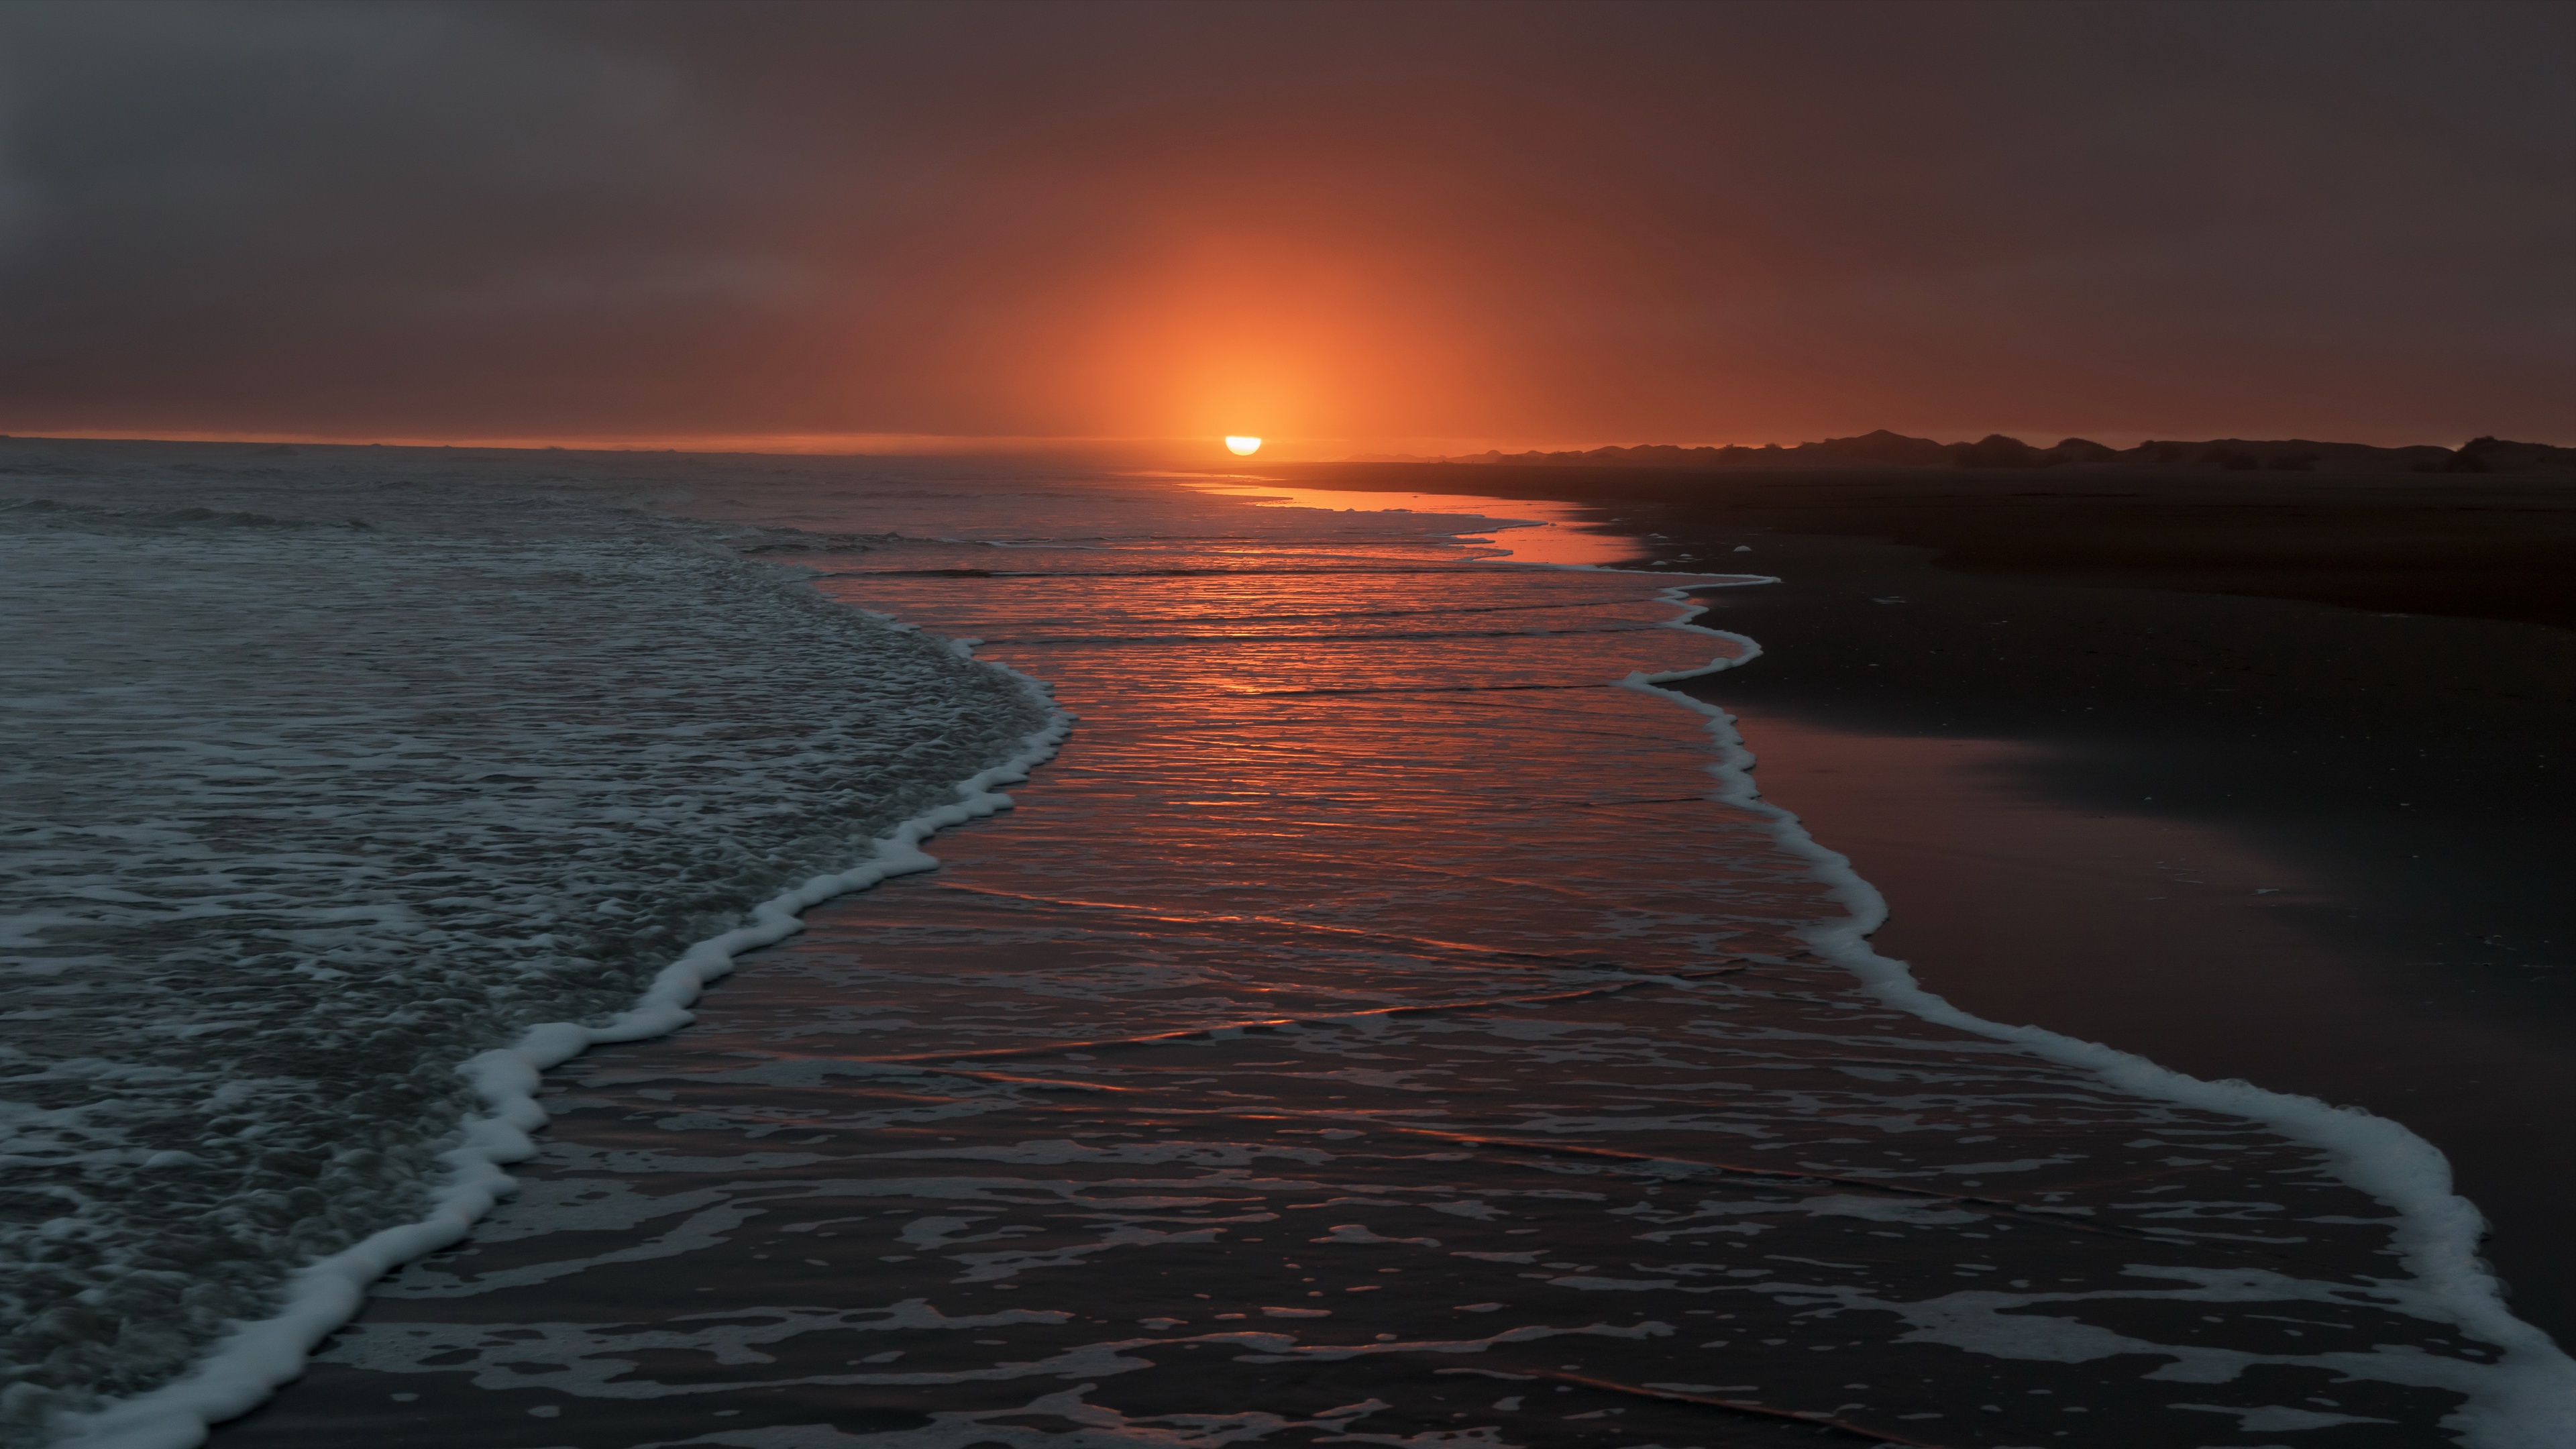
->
[3, 443, 2569, 1448]
[0, 447, 1050, 1444]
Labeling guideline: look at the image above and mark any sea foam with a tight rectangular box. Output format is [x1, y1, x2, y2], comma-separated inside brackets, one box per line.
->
[0, 456, 1053, 1445]
[7, 446, 2571, 1448]
[1623, 588, 2576, 1446]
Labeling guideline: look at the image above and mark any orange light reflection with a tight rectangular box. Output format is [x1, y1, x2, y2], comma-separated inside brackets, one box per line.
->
[1187, 482, 1641, 568]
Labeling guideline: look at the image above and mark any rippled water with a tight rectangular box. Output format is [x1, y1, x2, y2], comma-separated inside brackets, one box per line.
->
[0, 451, 1047, 1444]
[7, 447, 2569, 1448]
[172, 463, 2573, 1447]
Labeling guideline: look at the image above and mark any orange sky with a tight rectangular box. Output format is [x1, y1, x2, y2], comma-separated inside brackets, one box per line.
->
[1, 2, 2570, 453]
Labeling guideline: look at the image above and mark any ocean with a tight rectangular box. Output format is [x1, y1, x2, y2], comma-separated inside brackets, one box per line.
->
[2, 442, 2569, 1448]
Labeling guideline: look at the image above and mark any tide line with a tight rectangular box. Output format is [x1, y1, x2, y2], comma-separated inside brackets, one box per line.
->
[1611, 574, 2576, 1448]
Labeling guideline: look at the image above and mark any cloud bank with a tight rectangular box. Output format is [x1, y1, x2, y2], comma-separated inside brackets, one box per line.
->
[1, 0, 2569, 447]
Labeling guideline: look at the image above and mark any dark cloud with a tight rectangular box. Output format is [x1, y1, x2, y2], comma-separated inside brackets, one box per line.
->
[1, 0, 2569, 446]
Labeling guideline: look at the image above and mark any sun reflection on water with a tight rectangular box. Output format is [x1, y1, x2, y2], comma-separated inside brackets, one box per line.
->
[1187, 480, 1641, 568]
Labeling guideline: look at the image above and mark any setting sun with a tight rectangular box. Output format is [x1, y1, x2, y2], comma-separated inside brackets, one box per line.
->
[1224, 435, 1262, 456]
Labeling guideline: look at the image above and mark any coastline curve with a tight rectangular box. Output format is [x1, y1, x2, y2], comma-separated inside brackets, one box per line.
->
[1615, 576, 2576, 1448]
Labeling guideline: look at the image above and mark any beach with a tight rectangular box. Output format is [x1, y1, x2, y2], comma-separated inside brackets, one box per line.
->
[5, 442, 2569, 1448]
[13, 3, 2572, 1442]
[1275, 463, 2576, 1342]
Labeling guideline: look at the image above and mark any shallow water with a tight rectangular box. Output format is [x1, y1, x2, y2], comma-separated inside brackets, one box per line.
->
[153, 462, 2566, 1447]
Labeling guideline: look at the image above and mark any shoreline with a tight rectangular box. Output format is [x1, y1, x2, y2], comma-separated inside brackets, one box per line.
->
[1263, 462, 2576, 631]
[20, 445, 2555, 1433]
[193, 472, 2563, 1448]
[1270, 462, 2576, 1344]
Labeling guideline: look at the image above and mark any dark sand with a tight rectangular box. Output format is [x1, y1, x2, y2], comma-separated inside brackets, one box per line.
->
[1263, 462, 2576, 1344]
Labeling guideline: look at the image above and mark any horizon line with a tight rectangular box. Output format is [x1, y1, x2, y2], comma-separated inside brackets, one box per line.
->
[0, 425, 2542, 458]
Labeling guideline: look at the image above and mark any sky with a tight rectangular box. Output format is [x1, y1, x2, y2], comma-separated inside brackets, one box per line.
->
[1, 0, 2570, 456]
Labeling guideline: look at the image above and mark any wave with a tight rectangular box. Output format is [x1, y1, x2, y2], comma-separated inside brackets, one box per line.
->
[0, 469, 1058, 1446]
[1623, 584, 2576, 1446]
[9, 449, 2570, 1446]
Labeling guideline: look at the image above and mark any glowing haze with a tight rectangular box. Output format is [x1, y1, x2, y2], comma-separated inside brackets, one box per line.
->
[0, 1, 2569, 453]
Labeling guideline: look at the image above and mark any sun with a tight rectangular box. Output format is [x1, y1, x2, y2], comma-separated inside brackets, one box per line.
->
[1224, 435, 1263, 456]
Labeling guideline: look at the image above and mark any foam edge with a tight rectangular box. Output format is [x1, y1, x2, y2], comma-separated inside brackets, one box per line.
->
[1615, 580, 2576, 1449]
[45, 658, 1073, 1449]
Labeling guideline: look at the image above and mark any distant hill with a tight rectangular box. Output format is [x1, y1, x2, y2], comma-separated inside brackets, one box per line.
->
[1351, 430, 2576, 474]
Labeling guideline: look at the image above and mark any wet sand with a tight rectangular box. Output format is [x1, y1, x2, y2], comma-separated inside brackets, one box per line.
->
[1269, 463, 2576, 1344]
[1265, 464, 2576, 631]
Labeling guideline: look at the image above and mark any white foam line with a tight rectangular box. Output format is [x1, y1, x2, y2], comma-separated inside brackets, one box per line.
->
[49, 645, 1073, 1449]
[1609, 577, 2576, 1449]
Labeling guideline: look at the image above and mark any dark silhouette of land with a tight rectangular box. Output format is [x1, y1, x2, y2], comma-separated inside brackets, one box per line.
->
[1355, 428, 2576, 479]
